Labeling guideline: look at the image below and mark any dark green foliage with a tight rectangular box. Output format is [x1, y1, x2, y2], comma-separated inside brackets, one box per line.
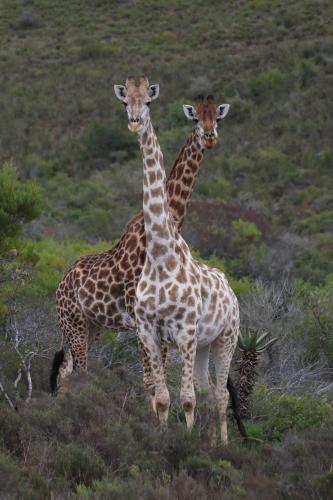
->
[0, 365, 331, 499]
[82, 123, 138, 164]
[0, 452, 48, 500]
[252, 385, 333, 441]
[53, 444, 105, 487]
[312, 470, 333, 499]
[0, 163, 42, 246]
[293, 276, 333, 365]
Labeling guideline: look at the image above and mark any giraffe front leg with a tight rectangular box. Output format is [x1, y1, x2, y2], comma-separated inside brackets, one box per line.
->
[178, 333, 197, 430]
[137, 326, 170, 427]
[138, 338, 156, 414]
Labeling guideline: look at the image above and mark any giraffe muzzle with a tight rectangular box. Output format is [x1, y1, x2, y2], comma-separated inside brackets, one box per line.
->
[204, 136, 217, 148]
[128, 117, 142, 132]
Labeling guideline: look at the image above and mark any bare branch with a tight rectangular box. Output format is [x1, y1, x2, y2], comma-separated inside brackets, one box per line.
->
[0, 380, 16, 411]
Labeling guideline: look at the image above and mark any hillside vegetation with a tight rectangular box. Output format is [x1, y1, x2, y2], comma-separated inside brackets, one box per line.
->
[0, 0, 332, 498]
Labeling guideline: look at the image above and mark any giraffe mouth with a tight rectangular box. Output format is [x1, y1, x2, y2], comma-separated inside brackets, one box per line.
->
[204, 138, 217, 148]
[128, 121, 142, 132]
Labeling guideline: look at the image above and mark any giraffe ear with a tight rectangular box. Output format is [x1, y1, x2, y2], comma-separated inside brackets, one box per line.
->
[148, 84, 159, 100]
[216, 104, 230, 121]
[114, 85, 127, 101]
[183, 105, 197, 121]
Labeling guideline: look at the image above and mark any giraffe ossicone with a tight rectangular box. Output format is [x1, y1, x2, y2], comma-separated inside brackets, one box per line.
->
[116, 75, 239, 445]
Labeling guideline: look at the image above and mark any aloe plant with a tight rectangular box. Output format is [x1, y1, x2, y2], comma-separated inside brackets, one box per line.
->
[236, 330, 277, 418]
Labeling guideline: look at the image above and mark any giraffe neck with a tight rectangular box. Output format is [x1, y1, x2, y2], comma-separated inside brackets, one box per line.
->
[138, 120, 173, 258]
[166, 130, 204, 229]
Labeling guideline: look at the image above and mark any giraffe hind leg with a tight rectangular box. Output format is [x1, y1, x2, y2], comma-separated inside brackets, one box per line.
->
[194, 345, 218, 446]
[56, 308, 90, 393]
[211, 328, 238, 446]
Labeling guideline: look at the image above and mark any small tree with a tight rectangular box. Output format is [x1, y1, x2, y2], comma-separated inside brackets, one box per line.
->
[0, 161, 43, 247]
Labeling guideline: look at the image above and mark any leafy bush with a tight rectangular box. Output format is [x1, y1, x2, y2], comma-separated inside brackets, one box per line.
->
[253, 385, 333, 440]
[54, 444, 105, 487]
[0, 162, 43, 247]
[293, 275, 333, 364]
[312, 470, 333, 499]
[232, 219, 262, 245]
[83, 123, 137, 162]
[14, 12, 43, 30]
[0, 360, 332, 499]
[297, 210, 333, 234]
[186, 455, 241, 489]
[75, 478, 169, 500]
[0, 452, 47, 499]
[18, 238, 112, 296]
[250, 68, 290, 99]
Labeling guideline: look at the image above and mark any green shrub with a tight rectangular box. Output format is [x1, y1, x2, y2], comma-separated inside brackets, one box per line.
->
[78, 42, 118, 61]
[0, 162, 43, 247]
[18, 238, 112, 296]
[228, 276, 252, 297]
[75, 478, 169, 500]
[186, 455, 241, 489]
[312, 470, 333, 499]
[253, 385, 333, 440]
[250, 68, 290, 99]
[0, 452, 48, 499]
[293, 275, 333, 364]
[232, 219, 262, 245]
[83, 123, 137, 161]
[298, 60, 317, 88]
[254, 147, 298, 189]
[297, 210, 333, 234]
[54, 444, 105, 487]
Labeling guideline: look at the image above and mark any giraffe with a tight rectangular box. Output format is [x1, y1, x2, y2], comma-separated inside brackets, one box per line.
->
[115, 76, 240, 445]
[51, 89, 230, 397]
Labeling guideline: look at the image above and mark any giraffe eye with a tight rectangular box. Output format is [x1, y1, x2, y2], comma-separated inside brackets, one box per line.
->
[123, 102, 128, 107]
[146, 101, 151, 107]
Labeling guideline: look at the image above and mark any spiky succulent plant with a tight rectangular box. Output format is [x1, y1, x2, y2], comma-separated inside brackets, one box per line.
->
[236, 330, 277, 418]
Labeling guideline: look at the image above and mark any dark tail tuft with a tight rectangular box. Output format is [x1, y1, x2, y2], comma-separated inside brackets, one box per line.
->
[50, 350, 65, 395]
[227, 375, 248, 440]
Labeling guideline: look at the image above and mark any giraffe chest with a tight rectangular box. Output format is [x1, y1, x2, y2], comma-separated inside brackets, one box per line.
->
[135, 269, 202, 343]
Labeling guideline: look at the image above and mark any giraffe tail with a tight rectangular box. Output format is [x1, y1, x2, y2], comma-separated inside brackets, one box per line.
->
[227, 375, 248, 440]
[50, 350, 65, 395]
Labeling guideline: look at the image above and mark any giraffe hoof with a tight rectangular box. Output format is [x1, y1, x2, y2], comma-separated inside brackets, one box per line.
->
[156, 401, 169, 427]
[182, 400, 195, 430]
[185, 411, 195, 431]
[158, 414, 168, 430]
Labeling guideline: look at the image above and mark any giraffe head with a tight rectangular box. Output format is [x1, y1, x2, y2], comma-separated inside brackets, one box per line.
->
[114, 76, 159, 133]
[183, 95, 230, 149]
